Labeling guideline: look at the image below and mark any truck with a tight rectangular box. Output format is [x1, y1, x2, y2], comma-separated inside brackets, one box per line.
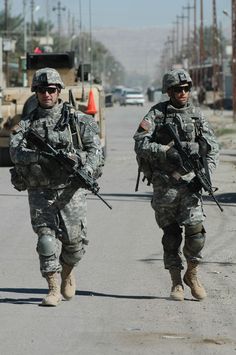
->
[0, 51, 106, 166]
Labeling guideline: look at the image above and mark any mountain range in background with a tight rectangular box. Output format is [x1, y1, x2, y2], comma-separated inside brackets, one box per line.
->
[93, 26, 168, 86]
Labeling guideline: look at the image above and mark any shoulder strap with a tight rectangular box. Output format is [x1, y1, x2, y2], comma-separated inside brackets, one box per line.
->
[163, 101, 169, 124]
[68, 112, 83, 150]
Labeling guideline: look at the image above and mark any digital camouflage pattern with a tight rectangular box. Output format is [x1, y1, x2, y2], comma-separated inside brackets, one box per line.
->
[28, 186, 87, 274]
[134, 93, 219, 270]
[162, 69, 192, 93]
[134, 100, 219, 229]
[31, 67, 65, 92]
[10, 97, 103, 276]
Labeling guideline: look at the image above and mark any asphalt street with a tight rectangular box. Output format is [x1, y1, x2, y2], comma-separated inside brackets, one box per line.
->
[0, 103, 236, 355]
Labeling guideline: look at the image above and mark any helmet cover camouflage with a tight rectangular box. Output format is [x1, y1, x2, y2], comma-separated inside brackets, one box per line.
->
[31, 67, 65, 92]
[162, 69, 192, 93]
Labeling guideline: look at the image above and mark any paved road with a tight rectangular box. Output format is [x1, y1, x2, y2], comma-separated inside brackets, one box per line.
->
[0, 104, 236, 355]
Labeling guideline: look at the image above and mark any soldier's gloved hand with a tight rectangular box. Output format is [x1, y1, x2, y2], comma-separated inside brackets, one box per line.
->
[166, 147, 183, 168]
[75, 167, 93, 190]
[188, 176, 202, 193]
[81, 164, 93, 177]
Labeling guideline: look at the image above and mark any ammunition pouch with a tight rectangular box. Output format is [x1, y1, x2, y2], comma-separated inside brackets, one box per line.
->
[9, 166, 27, 191]
[136, 156, 153, 184]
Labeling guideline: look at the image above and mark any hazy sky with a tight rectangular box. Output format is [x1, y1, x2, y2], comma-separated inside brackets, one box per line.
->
[8, 0, 232, 31]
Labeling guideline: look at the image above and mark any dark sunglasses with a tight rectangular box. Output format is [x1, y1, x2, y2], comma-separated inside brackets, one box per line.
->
[37, 87, 58, 94]
[173, 86, 191, 93]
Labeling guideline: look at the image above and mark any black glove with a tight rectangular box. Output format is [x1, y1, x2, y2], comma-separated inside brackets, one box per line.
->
[188, 176, 202, 193]
[166, 147, 183, 168]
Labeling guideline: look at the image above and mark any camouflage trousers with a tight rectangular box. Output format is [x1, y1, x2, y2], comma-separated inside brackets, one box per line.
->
[151, 174, 205, 269]
[28, 185, 88, 276]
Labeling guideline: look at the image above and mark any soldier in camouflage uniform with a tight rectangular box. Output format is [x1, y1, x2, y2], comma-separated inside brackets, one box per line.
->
[134, 69, 219, 301]
[10, 68, 103, 306]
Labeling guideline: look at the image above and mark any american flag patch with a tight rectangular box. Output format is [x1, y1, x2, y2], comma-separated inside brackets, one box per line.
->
[139, 119, 150, 131]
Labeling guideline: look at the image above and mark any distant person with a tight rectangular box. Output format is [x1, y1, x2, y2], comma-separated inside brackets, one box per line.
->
[134, 69, 219, 301]
[147, 86, 155, 102]
[9, 68, 103, 306]
[198, 86, 206, 105]
[191, 87, 199, 106]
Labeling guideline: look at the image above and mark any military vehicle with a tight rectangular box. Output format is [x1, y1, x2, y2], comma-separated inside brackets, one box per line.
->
[0, 51, 106, 166]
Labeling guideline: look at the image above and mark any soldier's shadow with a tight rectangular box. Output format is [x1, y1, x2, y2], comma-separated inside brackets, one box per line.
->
[0, 287, 166, 305]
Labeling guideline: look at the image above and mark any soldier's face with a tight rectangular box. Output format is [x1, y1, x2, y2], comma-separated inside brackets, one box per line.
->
[167, 84, 190, 107]
[36, 85, 60, 108]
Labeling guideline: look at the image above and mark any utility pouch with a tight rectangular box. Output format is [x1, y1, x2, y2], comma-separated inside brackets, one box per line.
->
[9, 166, 27, 191]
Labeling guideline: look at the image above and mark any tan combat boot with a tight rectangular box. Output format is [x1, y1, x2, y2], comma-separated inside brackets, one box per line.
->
[61, 263, 76, 300]
[169, 268, 184, 301]
[183, 261, 207, 300]
[41, 272, 62, 306]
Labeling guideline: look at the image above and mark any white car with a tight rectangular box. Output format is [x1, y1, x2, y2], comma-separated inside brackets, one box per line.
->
[119, 89, 145, 106]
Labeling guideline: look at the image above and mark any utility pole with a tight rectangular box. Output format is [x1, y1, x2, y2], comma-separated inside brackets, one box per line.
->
[46, 0, 50, 45]
[4, 0, 9, 87]
[183, 2, 194, 69]
[78, 0, 85, 100]
[173, 16, 180, 59]
[89, 0, 93, 85]
[178, 11, 187, 68]
[171, 24, 176, 61]
[193, 0, 198, 86]
[199, 0, 205, 86]
[179, 13, 187, 53]
[232, 0, 236, 121]
[176, 15, 181, 56]
[53, 1, 66, 51]
[212, 0, 220, 109]
[23, 0, 27, 53]
[68, 10, 71, 38]
[30, 0, 35, 51]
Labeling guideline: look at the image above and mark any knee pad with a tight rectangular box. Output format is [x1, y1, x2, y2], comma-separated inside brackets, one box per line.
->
[61, 238, 86, 265]
[184, 223, 206, 257]
[37, 234, 58, 257]
[185, 223, 206, 237]
[162, 223, 183, 252]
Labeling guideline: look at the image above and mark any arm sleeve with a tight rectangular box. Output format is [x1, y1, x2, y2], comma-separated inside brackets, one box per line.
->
[9, 120, 39, 165]
[133, 108, 169, 161]
[199, 113, 220, 176]
[78, 114, 103, 176]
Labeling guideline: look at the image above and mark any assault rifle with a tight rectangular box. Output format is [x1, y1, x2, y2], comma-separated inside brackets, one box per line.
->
[163, 123, 223, 212]
[54, 89, 76, 131]
[25, 128, 112, 210]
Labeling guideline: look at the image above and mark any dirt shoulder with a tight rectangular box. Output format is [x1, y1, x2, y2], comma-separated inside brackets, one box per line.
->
[203, 107, 236, 151]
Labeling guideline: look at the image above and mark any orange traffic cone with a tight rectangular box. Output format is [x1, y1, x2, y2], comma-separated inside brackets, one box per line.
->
[86, 89, 97, 115]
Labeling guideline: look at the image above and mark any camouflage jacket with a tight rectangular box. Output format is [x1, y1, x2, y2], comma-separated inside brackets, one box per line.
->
[10, 100, 103, 189]
[133, 100, 219, 183]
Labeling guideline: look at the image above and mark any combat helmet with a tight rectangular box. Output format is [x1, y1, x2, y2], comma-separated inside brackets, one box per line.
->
[31, 67, 65, 92]
[162, 69, 192, 93]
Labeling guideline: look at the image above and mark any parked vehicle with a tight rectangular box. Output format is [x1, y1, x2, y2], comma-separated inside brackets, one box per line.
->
[119, 88, 145, 106]
[0, 51, 106, 165]
[111, 85, 125, 103]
